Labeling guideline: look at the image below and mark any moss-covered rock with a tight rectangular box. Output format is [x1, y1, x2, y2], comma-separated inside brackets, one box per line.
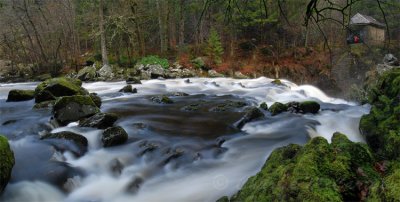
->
[269, 102, 288, 115]
[119, 85, 137, 93]
[359, 68, 400, 160]
[53, 95, 100, 126]
[89, 93, 102, 108]
[6, 89, 35, 102]
[150, 95, 173, 104]
[34, 77, 87, 103]
[259, 102, 268, 110]
[33, 100, 56, 109]
[228, 133, 379, 202]
[271, 79, 285, 86]
[299, 101, 320, 114]
[102, 126, 128, 147]
[210, 100, 247, 112]
[234, 107, 264, 129]
[0, 135, 15, 194]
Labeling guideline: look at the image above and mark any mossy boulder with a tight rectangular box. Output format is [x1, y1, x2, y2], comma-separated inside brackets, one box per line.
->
[269, 102, 288, 115]
[34, 77, 88, 103]
[359, 68, 400, 160]
[0, 135, 15, 194]
[150, 95, 173, 104]
[228, 133, 379, 202]
[77, 66, 97, 81]
[102, 126, 128, 147]
[89, 93, 102, 108]
[53, 95, 100, 126]
[299, 101, 320, 114]
[210, 100, 247, 112]
[79, 113, 118, 129]
[271, 79, 285, 86]
[126, 77, 141, 84]
[6, 89, 35, 102]
[259, 102, 268, 110]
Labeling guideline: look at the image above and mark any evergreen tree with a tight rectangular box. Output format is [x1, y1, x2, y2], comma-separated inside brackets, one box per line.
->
[206, 28, 224, 65]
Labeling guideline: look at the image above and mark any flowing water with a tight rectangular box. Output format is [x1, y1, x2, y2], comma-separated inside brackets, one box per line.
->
[0, 77, 370, 202]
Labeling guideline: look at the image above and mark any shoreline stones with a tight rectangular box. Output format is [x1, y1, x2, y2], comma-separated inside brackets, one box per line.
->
[53, 95, 100, 126]
[6, 89, 35, 102]
[102, 126, 128, 147]
[0, 135, 15, 194]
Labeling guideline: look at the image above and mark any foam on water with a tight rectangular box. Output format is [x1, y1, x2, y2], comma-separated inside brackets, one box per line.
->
[0, 77, 370, 202]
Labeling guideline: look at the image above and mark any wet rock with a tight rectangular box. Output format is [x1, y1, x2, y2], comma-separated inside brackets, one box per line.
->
[126, 177, 144, 194]
[271, 79, 285, 86]
[40, 131, 88, 153]
[6, 89, 35, 102]
[35, 90, 56, 103]
[268, 102, 288, 115]
[102, 126, 128, 147]
[126, 77, 141, 84]
[150, 95, 173, 104]
[147, 64, 165, 79]
[53, 95, 100, 126]
[167, 92, 189, 97]
[182, 103, 201, 111]
[2, 120, 17, 126]
[79, 113, 118, 129]
[184, 79, 191, 83]
[89, 93, 102, 108]
[119, 85, 137, 93]
[109, 159, 124, 176]
[259, 102, 268, 110]
[34, 77, 87, 103]
[234, 107, 264, 129]
[33, 100, 56, 109]
[0, 135, 15, 194]
[77, 66, 97, 81]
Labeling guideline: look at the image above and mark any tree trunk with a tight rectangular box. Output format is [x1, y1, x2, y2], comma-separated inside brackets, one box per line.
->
[156, 0, 167, 53]
[178, 0, 185, 53]
[99, 0, 109, 66]
[129, 0, 145, 56]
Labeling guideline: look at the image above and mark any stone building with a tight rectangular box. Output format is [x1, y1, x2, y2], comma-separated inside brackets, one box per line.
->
[348, 13, 385, 45]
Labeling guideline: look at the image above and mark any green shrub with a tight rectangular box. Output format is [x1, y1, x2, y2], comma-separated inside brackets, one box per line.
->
[138, 55, 169, 69]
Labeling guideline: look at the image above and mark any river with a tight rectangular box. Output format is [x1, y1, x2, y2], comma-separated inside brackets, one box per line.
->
[0, 77, 369, 202]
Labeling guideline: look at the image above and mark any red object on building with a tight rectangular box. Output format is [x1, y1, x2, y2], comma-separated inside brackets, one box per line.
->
[354, 35, 359, 43]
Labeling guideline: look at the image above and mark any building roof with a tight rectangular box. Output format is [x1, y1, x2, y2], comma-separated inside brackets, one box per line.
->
[350, 13, 385, 28]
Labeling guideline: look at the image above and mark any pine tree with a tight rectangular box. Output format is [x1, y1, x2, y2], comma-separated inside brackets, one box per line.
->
[206, 28, 224, 65]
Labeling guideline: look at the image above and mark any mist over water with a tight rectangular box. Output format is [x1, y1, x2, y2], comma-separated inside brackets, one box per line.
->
[0, 77, 369, 202]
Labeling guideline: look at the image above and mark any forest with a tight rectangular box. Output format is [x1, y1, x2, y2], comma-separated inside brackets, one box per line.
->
[1, 1, 400, 202]
[0, 0, 399, 80]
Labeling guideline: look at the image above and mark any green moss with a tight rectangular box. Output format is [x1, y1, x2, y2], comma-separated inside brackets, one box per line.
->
[230, 134, 380, 202]
[34, 77, 87, 103]
[0, 135, 15, 194]
[259, 102, 268, 110]
[53, 95, 99, 111]
[6, 89, 35, 102]
[271, 79, 284, 86]
[269, 102, 288, 115]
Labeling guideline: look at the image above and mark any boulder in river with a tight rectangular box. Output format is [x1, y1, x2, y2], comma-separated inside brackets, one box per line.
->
[53, 95, 100, 126]
[119, 85, 137, 93]
[126, 77, 141, 84]
[89, 93, 102, 108]
[34, 77, 88, 103]
[40, 131, 88, 154]
[6, 89, 35, 102]
[79, 113, 118, 129]
[150, 95, 173, 104]
[269, 102, 288, 115]
[102, 126, 128, 147]
[234, 107, 265, 129]
[259, 102, 268, 110]
[0, 135, 15, 194]
[77, 66, 97, 81]
[299, 101, 320, 114]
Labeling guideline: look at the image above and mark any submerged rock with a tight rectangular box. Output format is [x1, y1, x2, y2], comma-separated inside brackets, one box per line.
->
[119, 85, 137, 93]
[6, 89, 35, 102]
[210, 100, 247, 112]
[150, 95, 173, 104]
[228, 133, 378, 202]
[259, 102, 268, 110]
[53, 95, 100, 126]
[0, 135, 15, 194]
[79, 113, 118, 129]
[299, 101, 320, 114]
[102, 126, 128, 147]
[34, 77, 87, 103]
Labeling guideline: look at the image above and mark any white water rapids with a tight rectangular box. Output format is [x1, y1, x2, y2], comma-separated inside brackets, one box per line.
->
[0, 77, 370, 202]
